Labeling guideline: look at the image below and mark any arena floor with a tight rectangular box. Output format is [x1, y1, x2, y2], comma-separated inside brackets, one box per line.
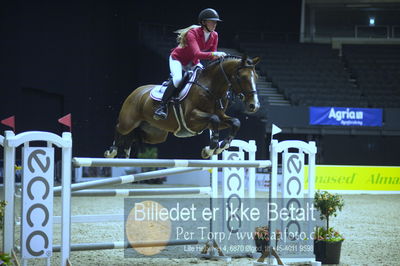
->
[2, 185, 400, 266]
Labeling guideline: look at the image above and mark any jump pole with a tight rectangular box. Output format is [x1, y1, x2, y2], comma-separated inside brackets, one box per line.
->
[53, 239, 206, 252]
[54, 187, 213, 197]
[53, 167, 205, 193]
[73, 157, 271, 168]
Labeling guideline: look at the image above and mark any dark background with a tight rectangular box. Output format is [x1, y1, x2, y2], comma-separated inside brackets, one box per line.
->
[1, 0, 399, 165]
[0, 0, 301, 157]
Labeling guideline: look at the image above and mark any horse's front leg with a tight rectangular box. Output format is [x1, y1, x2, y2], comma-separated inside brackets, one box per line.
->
[215, 115, 241, 155]
[189, 109, 221, 159]
[202, 128, 220, 159]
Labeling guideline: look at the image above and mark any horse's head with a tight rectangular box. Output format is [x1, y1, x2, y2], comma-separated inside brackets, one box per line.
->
[201, 55, 261, 113]
[231, 55, 260, 113]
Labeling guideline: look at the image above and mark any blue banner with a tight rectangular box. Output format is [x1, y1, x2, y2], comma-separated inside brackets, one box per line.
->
[309, 107, 383, 127]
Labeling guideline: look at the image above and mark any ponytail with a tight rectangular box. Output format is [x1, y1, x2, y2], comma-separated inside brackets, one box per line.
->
[174, 25, 200, 47]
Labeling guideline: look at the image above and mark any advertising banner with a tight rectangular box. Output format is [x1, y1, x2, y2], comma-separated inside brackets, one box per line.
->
[305, 165, 400, 191]
[309, 107, 383, 126]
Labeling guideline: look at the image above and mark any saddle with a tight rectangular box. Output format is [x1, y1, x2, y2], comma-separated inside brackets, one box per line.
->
[150, 67, 201, 102]
[150, 67, 203, 138]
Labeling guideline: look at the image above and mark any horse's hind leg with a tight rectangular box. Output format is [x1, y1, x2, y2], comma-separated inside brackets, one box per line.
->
[104, 128, 139, 158]
[105, 98, 143, 158]
[104, 122, 167, 157]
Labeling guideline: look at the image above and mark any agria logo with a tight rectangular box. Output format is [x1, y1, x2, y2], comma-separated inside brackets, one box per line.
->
[328, 107, 363, 121]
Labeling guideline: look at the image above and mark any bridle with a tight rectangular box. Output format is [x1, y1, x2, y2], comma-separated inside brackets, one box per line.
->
[189, 56, 258, 108]
[219, 57, 258, 101]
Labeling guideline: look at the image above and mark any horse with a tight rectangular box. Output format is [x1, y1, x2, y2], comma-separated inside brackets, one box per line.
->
[104, 55, 260, 159]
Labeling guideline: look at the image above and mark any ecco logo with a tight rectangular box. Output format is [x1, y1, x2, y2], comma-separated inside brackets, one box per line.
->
[224, 152, 244, 234]
[283, 153, 303, 241]
[22, 148, 53, 259]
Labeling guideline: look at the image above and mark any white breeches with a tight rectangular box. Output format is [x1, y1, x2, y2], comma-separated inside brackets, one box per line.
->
[169, 56, 184, 88]
[169, 56, 203, 88]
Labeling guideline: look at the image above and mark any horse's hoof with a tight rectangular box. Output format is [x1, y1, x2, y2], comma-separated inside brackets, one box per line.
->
[214, 141, 230, 155]
[219, 141, 230, 150]
[214, 148, 223, 155]
[201, 148, 211, 159]
[124, 148, 131, 158]
[202, 147, 215, 159]
[104, 148, 117, 158]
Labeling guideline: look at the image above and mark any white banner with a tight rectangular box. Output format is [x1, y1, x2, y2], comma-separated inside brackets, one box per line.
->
[21, 147, 54, 259]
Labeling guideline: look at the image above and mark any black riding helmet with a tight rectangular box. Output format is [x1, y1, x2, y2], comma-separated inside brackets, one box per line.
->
[198, 8, 222, 24]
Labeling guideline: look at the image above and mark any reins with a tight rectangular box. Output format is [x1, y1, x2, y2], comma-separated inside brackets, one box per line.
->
[189, 56, 257, 109]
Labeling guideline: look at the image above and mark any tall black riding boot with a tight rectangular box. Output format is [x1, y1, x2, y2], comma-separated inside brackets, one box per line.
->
[153, 81, 177, 120]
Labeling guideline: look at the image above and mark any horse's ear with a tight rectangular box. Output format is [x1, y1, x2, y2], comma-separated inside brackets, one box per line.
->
[252, 56, 260, 65]
[241, 55, 248, 66]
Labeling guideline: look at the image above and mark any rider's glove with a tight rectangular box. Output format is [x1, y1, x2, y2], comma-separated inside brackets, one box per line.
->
[212, 51, 227, 58]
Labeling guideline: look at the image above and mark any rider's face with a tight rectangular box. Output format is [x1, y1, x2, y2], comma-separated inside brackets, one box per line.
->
[203, 20, 217, 31]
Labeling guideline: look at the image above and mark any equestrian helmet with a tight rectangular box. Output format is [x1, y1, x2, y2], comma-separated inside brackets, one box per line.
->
[198, 8, 222, 23]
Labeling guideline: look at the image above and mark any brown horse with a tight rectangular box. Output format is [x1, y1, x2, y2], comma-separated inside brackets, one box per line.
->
[104, 55, 260, 159]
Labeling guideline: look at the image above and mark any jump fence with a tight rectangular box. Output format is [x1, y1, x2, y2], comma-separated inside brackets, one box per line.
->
[1, 130, 316, 266]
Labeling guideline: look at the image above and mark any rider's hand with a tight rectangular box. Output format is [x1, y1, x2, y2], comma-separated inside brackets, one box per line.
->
[212, 51, 227, 58]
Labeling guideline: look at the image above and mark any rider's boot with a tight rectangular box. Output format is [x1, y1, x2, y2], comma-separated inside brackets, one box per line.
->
[153, 81, 177, 120]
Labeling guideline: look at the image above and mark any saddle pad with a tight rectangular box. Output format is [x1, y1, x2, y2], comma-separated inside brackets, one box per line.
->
[150, 69, 198, 102]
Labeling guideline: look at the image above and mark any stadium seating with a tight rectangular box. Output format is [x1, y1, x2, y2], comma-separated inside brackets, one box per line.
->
[139, 22, 400, 109]
[239, 42, 368, 107]
[342, 44, 400, 108]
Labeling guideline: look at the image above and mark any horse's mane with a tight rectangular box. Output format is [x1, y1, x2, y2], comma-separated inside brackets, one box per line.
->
[205, 55, 242, 69]
[204, 55, 254, 70]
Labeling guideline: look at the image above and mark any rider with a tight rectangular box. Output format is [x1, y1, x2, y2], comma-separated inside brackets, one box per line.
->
[153, 8, 227, 120]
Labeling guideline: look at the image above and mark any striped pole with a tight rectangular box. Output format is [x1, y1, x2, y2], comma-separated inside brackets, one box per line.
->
[53, 240, 204, 252]
[73, 157, 271, 168]
[54, 214, 125, 223]
[54, 187, 212, 197]
[53, 167, 203, 193]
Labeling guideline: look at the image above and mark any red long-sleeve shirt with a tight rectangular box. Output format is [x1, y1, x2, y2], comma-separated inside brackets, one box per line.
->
[171, 26, 218, 66]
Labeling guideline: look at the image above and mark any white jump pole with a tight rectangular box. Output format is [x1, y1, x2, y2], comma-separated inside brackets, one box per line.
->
[54, 167, 205, 193]
[53, 239, 205, 252]
[73, 157, 271, 168]
[54, 187, 213, 197]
